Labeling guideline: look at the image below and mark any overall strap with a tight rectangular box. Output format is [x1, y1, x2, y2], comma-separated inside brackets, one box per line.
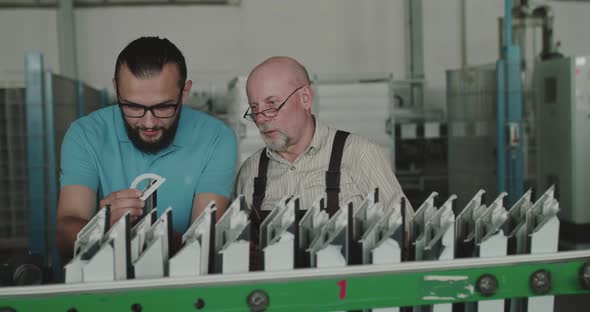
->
[325, 130, 350, 216]
[249, 149, 270, 271]
[251, 148, 269, 212]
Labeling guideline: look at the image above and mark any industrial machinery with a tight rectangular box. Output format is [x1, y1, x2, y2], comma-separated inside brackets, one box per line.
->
[534, 56, 590, 249]
[447, 64, 500, 211]
[0, 168, 574, 311]
[447, 1, 565, 208]
[446, 1, 590, 251]
[0, 54, 108, 282]
[2, 250, 590, 311]
[0, 83, 28, 255]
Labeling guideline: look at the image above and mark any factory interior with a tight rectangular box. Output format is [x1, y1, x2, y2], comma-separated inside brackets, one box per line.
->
[1, 0, 590, 311]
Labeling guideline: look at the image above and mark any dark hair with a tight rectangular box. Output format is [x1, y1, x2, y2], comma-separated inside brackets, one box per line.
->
[114, 36, 187, 89]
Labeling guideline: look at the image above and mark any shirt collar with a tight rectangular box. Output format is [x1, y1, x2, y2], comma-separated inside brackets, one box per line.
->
[305, 116, 329, 156]
[114, 105, 192, 147]
[170, 106, 192, 147]
[114, 106, 130, 142]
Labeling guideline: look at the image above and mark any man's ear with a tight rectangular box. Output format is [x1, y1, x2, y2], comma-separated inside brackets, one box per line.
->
[301, 85, 314, 111]
[112, 78, 117, 95]
[181, 80, 193, 105]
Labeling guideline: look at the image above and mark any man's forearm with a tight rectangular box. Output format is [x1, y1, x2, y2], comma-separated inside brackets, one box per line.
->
[56, 217, 88, 260]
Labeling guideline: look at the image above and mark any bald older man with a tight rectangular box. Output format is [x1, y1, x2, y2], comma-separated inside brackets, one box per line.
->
[233, 56, 404, 219]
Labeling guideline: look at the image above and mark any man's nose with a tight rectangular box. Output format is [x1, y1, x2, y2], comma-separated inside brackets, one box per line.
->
[140, 110, 159, 128]
[254, 112, 271, 124]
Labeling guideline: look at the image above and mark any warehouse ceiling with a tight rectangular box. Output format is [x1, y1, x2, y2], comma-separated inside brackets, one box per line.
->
[0, 0, 239, 8]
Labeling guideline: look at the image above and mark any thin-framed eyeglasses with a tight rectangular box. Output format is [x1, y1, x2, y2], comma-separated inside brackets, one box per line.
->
[117, 88, 183, 119]
[243, 85, 306, 122]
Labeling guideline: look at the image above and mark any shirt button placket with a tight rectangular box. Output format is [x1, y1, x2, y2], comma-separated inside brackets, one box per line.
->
[286, 165, 296, 194]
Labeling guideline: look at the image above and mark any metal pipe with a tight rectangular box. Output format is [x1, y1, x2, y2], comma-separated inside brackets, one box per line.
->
[499, 0, 524, 205]
[43, 72, 60, 277]
[403, 0, 424, 108]
[459, 0, 467, 68]
[496, 0, 514, 195]
[531, 5, 561, 60]
[496, 61, 506, 194]
[25, 53, 47, 257]
[505, 0, 512, 48]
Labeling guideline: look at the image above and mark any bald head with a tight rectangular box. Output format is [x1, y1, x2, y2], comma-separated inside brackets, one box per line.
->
[247, 56, 310, 90]
[245, 56, 316, 159]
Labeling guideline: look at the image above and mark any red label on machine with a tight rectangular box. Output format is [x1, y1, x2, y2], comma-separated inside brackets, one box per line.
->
[508, 123, 520, 147]
[337, 279, 347, 299]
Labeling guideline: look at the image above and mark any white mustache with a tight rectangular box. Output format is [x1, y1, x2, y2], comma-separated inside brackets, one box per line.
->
[258, 124, 276, 133]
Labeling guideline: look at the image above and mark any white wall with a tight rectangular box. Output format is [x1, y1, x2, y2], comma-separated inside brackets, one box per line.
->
[73, 0, 406, 92]
[239, 0, 405, 78]
[75, 5, 242, 92]
[2, 1, 590, 109]
[552, 2, 590, 56]
[0, 9, 59, 83]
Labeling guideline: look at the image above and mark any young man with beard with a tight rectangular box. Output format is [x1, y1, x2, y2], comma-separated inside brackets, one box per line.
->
[233, 56, 405, 236]
[56, 37, 237, 258]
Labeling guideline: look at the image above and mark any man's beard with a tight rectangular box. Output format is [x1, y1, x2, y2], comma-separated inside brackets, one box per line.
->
[258, 123, 289, 152]
[123, 109, 181, 154]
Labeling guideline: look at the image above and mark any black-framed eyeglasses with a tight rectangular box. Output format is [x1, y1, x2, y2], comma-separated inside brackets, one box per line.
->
[117, 88, 183, 119]
[243, 85, 306, 122]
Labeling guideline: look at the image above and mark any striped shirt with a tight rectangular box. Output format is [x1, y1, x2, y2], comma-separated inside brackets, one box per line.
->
[232, 118, 404, 211]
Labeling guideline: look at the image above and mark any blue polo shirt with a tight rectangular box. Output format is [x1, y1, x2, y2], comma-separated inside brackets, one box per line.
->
[60, 105, 237, 233]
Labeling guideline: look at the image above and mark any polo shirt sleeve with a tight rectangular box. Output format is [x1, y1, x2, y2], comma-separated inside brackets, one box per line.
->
[195, 125, 238, 198]
[59, 122, 99, 191]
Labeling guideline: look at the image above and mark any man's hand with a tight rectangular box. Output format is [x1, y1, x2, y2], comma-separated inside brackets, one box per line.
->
[99, 189, 145, 226]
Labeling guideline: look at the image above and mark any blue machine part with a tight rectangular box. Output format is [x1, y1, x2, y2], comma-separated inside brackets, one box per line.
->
[43, 72, 60, 274]
[497, 0, 524, 206]
[100, 88, 110, 107]
[24, 53, 47, 257]
[77, 80, 84, 117]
